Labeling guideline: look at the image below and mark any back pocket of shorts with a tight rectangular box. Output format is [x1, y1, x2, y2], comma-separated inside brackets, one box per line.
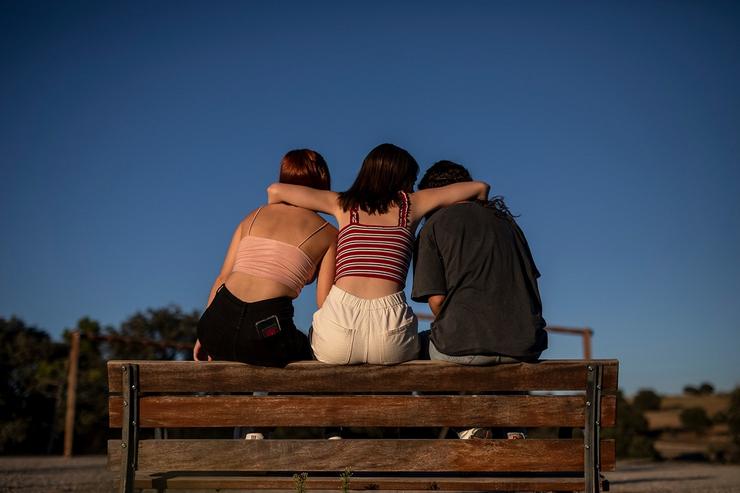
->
[311, 318, 357, 365]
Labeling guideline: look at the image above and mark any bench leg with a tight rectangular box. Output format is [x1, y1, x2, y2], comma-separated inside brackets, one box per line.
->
[584, 364, 603, 493]
[120, 364, 140, 493]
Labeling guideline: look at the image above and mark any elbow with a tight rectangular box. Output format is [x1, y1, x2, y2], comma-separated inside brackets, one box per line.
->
[267, 183, 281, 204]
[476, 181, 490, 201]
[428, 294, 446, 317]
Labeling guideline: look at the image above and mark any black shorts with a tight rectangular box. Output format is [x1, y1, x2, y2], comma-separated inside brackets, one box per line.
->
[197, 285, 312, 367]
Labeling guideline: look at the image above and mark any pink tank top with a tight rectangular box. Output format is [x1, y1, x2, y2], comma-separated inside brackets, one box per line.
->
[232, 207, 328, 295]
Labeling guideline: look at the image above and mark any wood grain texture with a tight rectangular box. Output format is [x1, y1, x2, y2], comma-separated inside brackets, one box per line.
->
[107, 439, 616, 473]
[128, 474, 609, 491]
[107, 360, 618, 393]
[109, 394, 617, 428]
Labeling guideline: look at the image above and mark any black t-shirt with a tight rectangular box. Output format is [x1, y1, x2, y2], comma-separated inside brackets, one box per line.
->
[411, 202, 547, 360]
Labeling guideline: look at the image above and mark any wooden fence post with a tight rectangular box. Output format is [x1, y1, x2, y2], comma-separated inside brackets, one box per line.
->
[63, 330, 81, 458]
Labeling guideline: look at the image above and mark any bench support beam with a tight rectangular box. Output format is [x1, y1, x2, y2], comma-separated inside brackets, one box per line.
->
[120, 363, 139, 493]
[584, 364, 603, 493]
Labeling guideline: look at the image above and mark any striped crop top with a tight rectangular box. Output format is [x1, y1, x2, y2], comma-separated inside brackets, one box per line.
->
[334, 191, 414, 285]
[232, 207, 329, 295]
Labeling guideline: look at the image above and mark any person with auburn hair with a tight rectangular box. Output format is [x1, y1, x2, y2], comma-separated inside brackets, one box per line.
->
[267, 143, 489, 364]
[194, 149, 337, 367]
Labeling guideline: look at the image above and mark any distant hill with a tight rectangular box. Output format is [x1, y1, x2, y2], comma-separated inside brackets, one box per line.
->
[641, 393, 731, 461]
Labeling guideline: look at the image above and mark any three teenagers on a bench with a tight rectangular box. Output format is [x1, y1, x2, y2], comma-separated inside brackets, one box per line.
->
[194, 149, 338, 367]
[267, 143, 489, 364]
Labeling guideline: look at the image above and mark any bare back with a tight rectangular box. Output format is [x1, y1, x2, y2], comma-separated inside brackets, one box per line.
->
[225, 204, 337, 302]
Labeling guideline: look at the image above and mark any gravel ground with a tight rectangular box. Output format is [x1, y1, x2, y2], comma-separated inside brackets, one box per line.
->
[608, 459, 740, 493]
[0, 456, 113, 492]
[1, 456, 740, 492]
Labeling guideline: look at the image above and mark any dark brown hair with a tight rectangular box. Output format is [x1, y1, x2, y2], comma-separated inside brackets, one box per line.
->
[338, 143, 419, 214]
[279, 149, 331, 190]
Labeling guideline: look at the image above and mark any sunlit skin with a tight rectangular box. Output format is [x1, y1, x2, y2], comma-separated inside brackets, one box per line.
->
[266, 180, 489, 300]
[193, 203, 337, 361]
[428, 294, 446, 317]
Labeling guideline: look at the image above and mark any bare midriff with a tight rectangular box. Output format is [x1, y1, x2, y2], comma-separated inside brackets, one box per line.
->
[224, 271, 298, 302]
[335, 275, 405, 299]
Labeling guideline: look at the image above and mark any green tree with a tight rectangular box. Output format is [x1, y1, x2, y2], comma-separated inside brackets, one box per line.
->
[632, 389, 661, 413]
[602, 390, 656, 458]
[0, 317, 66, 454]
[713, 411, 728, 424]
[683, 385, 699, 395]
[65, 318, 110, 454]
[106, 305, 198, 360]
[680, 407, 712, 434]
[699, 382, 715, 395]
[728, 387, 740, 445]
[0, 306, 201, 456]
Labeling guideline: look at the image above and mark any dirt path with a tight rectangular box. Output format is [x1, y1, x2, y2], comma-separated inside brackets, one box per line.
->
[609, 460, 740, 492]
[0, 456, 113, 492]
[1, 456, 740, 492]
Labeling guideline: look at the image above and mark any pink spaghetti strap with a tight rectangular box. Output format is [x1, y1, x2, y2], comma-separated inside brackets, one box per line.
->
[247, 207, 264, 235]
[298, 221, 329, 247]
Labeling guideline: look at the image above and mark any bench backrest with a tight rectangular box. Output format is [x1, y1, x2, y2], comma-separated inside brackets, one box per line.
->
[107, 360, 618, 489]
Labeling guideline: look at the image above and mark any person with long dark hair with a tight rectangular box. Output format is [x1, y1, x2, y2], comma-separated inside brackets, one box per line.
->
[194, 149, 337, 367]
[267, 143, 489, 364]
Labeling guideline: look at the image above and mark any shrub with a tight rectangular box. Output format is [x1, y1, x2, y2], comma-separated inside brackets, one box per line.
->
[683, 385, 699, 395]
[699, 382, 715, 395]
[729, 387, 740, 444]
[602, 390, 656, 458]
[633, 389, 661, 412]
[680, 407, 711, 434]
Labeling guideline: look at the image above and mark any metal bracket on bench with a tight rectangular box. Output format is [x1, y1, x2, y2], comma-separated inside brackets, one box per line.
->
[584, 364, 603, 493]
[120, 363, 140, 493]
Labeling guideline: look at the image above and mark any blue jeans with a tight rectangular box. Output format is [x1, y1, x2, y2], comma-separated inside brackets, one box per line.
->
[418, 330, 528, 438]
[419, 330, 522, 365]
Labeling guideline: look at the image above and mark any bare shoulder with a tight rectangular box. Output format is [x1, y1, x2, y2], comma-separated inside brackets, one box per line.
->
[237, 208, 261, 228]
[305, 209, 338, 236]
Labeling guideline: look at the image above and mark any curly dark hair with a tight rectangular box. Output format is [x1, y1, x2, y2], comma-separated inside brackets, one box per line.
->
[419, 160, 516, 219]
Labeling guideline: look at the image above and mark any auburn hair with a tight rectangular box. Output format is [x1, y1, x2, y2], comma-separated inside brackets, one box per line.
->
[338, 143, 419, 214]
[279, 149, 331, 190]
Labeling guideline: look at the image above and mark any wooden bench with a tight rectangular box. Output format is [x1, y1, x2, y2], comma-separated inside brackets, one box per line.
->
[107, 359, 618, 492]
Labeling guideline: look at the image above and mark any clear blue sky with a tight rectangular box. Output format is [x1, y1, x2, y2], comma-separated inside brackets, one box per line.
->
[1, 1, 738, 395]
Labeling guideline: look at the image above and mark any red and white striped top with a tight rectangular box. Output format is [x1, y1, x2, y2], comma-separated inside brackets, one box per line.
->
[334, 192, 413, 285]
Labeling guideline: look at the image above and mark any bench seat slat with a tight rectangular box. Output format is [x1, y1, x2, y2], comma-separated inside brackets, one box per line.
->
[129, 473, 610, 491]
[109, 395, 617, 428]
[107, 360, 618, 393]
[108, 439, 615, 473]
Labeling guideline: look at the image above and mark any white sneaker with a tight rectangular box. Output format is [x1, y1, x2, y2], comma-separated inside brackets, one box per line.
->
[245, 432, 264, 440]
[327, 434, 343, 440]
[457, 428, 492, 439]
[507, 432, 526, 440]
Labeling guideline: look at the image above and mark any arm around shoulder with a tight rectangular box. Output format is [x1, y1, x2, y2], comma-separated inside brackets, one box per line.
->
[267, 183, 341, 217]
[409, 181, 489, 221]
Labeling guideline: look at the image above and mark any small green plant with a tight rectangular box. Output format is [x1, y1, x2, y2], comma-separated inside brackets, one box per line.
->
[293, 472, 308, 493]
[340, 467, 352, 493]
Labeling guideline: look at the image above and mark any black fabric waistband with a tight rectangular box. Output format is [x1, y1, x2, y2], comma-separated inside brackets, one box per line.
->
[216, 284, 294, 315]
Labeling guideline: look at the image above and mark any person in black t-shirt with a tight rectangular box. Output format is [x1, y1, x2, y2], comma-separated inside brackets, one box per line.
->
[412, 161, 548, 365]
